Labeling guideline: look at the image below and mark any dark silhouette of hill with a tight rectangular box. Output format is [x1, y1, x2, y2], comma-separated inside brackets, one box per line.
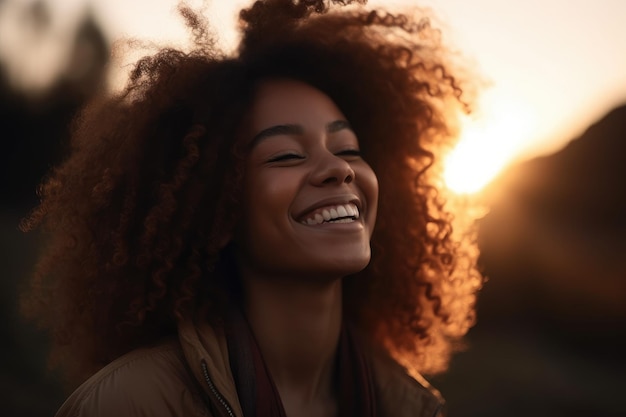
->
[432, 104, 626, 417]
[489, 104, 626, 230]
[479, 104, 626, 330]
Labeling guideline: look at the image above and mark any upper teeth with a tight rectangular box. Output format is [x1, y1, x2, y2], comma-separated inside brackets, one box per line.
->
[301, 203, 360, 225]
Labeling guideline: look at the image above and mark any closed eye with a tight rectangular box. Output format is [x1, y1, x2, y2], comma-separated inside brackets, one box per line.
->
[336, 149, 361, 158]
[267, 153, 305, 163]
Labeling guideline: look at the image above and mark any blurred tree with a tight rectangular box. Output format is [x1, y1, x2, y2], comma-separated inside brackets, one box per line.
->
[0, 3, 109, 415]
[0, 2, 108, 207]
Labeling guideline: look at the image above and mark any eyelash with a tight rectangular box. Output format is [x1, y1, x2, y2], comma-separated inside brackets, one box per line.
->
[267, 149, 361, 163]
[336, 149, 361, 157]
[267, 153, 304, 163]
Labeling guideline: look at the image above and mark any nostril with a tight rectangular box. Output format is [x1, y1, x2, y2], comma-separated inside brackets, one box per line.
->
[314, 157, 356, 186]
[322, 174, 353, 184]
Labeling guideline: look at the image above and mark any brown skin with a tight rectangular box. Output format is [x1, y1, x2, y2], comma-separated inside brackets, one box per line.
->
[243, 278, 341, 416]
[238, 80, 378, 280]
[237, 80, 378, 415]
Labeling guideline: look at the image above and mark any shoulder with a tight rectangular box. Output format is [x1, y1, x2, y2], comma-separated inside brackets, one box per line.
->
[370, 352, 445, 417]
[55, 340, 209, 417]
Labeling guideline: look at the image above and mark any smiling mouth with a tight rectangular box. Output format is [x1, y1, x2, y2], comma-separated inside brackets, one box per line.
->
[299, 203, 360, 225]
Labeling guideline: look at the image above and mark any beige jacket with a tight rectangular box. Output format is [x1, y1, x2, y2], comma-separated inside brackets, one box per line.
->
[56, 317, 444, 417]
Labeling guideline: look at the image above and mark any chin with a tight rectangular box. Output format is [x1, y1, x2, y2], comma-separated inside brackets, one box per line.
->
[318, 253, 372, 278]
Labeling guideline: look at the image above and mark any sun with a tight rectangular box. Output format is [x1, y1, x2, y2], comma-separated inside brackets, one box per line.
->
[444, 94, 538, 195]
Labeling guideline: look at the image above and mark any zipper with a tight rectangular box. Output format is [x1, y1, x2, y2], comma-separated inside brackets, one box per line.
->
[201, 360, 236, 417]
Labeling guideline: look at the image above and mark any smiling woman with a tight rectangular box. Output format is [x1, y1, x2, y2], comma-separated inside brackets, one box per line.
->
[20, 1, 482, 416]
[240, 80, 379, 281]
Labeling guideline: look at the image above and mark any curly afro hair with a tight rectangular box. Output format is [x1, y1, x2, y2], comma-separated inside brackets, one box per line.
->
[22, 0, 483, 385]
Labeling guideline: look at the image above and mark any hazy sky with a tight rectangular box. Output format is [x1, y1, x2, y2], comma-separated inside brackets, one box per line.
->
[2, 0, 625, 192]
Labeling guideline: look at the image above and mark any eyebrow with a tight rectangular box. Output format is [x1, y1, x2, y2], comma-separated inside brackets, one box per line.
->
[327, 119, 352, 133]
[250, 120, 353, 148]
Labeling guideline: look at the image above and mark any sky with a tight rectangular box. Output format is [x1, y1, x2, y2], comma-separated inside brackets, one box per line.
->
[1, 0, 625, 193]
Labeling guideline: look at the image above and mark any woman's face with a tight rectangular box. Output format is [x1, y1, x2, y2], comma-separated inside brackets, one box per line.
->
[237, 79, 378, 281]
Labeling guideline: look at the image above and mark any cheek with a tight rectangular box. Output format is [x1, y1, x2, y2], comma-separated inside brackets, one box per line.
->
[368, 170, 379, 203]
[247, 174, 296, 214]
[241, 173, 298, 240]
[360, 166, 379, 229]
[238, 173, 304, 273]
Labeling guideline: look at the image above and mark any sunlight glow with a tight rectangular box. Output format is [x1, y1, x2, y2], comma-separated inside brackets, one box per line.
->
[444, 92, 538, 194]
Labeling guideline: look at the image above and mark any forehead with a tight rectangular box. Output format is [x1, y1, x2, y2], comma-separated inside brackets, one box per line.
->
[248, 79, 346, 129]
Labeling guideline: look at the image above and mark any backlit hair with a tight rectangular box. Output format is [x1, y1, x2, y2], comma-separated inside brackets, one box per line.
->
[22, 0, 483, 385]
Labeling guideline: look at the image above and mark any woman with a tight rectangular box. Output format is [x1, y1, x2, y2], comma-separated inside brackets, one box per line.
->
[22, 0, 482, 416]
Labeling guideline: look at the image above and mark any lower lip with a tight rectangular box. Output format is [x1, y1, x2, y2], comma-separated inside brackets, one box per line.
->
[296, 219, 365, 231]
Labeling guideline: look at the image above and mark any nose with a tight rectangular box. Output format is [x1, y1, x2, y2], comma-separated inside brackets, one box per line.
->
[310, 152, 355, 186]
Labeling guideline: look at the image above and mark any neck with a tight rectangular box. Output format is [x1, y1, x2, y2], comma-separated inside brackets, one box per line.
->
[241, 272, 343, 407]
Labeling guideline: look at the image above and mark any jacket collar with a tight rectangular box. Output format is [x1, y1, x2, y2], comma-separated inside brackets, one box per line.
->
[178, 309, 244, 417]
[178, 312, 443, 417]
[370, 352, 445, 417]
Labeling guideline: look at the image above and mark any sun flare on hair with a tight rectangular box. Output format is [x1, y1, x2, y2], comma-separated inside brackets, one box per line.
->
[444, 93, 538, 195]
